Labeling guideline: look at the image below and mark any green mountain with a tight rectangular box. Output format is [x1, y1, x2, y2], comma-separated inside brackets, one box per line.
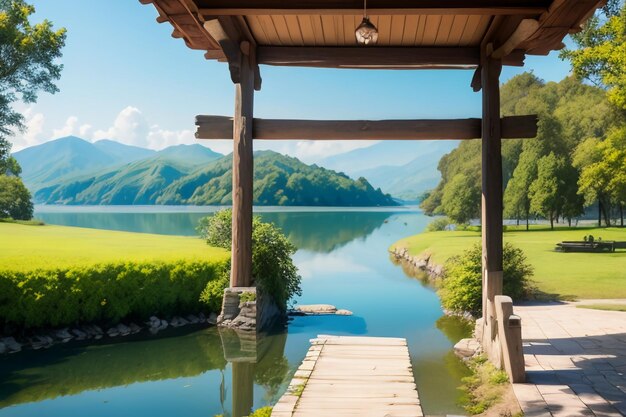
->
[35, 150, 396, 207]
[14, 136, 116, 190]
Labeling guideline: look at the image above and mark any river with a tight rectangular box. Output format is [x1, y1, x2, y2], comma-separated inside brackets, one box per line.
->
[0, 206, 471, 416]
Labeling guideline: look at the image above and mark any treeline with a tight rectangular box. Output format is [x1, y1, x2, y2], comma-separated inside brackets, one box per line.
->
[421, 73, 626, 228]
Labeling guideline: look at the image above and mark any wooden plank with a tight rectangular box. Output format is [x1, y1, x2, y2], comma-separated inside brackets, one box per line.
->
[257, 45, 481, 68]
[198, 1, 549, 16]
[271, 335, 422, 417]
[196, 115, 538, 140]
[230, 46, 255, 288]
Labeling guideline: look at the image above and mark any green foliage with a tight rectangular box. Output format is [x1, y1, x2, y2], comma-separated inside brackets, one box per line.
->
[561, 2, 626, 109]
[425, 73, 622, 226]
[0, 259, 228, 329]
[199, 209, 302, 310]
[247, 407, 273, 417]
[0, 174, 33, 220]
[440, 173, 480, 224]
[199, 269, 229, 312]
[239, 291, 256, 303]
[439, 243, 534, 315]
[0, 0, 66, 140]
[460, 356, 512, 415]
[425, 217, 453, 232]
[574, 127, 626, 226]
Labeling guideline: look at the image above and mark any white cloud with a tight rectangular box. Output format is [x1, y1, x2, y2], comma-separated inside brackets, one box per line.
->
[10, 107, 46, 151]
[93, 106, 151, 147]
[10, 105, 377, 162]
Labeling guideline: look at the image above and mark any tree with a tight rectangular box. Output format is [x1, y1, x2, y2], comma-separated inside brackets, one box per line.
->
[0, 0, 66, 220]
[0, 0, 66, 139]
[0, 174, 33, 219]
[529, 153, 566, 229]
[561, 2, 626, 109]
[197, 209, 302, 310]
[440, 173, 480, 224]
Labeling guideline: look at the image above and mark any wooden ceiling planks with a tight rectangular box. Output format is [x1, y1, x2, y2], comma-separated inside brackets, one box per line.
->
[140, 0, 603, 69]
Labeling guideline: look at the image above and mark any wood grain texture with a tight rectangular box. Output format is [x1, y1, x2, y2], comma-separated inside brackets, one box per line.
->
[271, 335, 423, 417]
[230, 52, 254, 288]
[196, 115, 538, 140]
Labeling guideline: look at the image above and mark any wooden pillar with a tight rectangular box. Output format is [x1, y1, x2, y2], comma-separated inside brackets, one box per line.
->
[231, 361, 255, 417]
[231, 50, 255, 288]
[481, 52, 504, 334]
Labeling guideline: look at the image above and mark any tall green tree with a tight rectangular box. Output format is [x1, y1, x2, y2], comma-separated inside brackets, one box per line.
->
[561, 1, 626, 110]
[0, 174, 32, 219]
[0, 0, 66, 219]
[439, 173, 481, 224]
[529, 152, 567, 230]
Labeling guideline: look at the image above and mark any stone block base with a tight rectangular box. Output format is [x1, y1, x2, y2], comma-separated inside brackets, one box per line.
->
[217, 287, 285, 333]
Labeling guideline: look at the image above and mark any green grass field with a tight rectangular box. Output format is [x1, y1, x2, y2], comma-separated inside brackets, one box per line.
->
[392, 226, 626, 299]
[0, 222, 229, 271]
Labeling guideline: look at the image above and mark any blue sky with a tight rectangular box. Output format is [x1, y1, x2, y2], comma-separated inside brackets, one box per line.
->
[13, 1, 575, 162]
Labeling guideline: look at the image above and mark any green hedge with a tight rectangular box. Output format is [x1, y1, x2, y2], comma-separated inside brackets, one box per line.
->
[0, 259, 229, 330]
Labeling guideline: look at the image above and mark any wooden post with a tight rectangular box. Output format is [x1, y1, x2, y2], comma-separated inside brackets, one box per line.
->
[481, 51, 503, 352]
[231, 47, 255, 288]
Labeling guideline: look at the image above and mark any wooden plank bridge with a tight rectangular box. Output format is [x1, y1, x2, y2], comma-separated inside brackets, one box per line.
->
[271, 335, 423, 417]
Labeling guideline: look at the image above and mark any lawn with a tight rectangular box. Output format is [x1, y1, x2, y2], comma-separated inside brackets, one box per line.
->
[0, 222, 229, 271]
[391, 226, 626, 299]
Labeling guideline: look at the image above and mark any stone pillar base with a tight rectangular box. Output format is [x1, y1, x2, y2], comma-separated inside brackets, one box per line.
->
[216, 287, 285, 333]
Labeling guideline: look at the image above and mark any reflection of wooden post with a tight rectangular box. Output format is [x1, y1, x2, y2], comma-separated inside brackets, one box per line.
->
[231, 47, 255, 288]
[232, 361, 255, 417]
[481, 51, 503, 355]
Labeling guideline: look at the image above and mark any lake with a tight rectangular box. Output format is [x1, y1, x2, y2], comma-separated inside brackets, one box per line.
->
[0, 206, 471, 416]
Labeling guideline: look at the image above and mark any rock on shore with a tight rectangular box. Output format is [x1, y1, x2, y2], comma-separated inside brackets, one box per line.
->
[291, 304, 353, 316]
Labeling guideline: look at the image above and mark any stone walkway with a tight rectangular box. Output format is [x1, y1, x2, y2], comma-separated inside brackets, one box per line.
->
[513, 301, 626, 416]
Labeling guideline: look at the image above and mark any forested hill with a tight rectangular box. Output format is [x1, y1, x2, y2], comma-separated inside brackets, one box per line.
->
[35, 150, 397, 207]
[421, 73, 625, 226]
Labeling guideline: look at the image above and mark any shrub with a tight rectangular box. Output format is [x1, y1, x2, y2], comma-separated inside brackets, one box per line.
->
[0, 259, 229, 330]
[439, 243, 533, 315]
[198, 209, 301, 310]
[426, 217, 453, 232]
[247, 407, 273, 417]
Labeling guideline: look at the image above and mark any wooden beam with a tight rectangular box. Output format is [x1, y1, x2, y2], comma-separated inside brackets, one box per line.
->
[481, 53, 503, 323]
[256, 47, 525, 69]
[230, 42, 255, 288]
[203, 17, 243, 83]
[491, 19, 539, 59]
[198, 1, 549, 16]
[196, 115, 538, 140]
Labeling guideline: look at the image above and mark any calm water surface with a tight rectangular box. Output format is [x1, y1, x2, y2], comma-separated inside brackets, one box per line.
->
[0, 206, 471, 416]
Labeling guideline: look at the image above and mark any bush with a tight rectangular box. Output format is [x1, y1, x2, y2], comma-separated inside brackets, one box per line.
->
[426, 217, 453, 232]
[198, 209, 301, 310]
[0, 259, 228, 330]
[439, 243, 533, 315]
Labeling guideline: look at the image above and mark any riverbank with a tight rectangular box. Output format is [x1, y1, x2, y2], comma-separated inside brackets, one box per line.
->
[390, 226, 626, 299]
[0, 222, 230, 351]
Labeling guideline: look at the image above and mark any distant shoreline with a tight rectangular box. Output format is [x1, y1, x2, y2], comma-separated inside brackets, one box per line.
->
[34, 204, 421, 214]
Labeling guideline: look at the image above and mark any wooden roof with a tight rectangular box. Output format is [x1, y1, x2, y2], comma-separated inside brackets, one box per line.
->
[139, 0, 603, 77]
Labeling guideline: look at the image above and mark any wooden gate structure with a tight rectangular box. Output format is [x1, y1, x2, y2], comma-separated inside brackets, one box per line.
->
[140, 0, 604, 382]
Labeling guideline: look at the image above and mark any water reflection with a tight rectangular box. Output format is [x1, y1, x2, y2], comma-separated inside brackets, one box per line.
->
[35, 209, 394, 254]
[0, 326, 290, 417]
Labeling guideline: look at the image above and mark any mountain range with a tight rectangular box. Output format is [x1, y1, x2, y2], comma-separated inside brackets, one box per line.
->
[14, 137, 397, 206]
[320, 140, 457, 200]
[14, 136, 455, 205]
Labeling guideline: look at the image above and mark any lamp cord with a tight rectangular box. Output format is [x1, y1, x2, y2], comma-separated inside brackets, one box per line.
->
[364, 0, 367, 18]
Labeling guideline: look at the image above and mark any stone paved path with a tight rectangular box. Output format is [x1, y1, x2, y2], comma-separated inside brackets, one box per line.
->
[271, 335, 423, 417]
[513, 302, 626, 416]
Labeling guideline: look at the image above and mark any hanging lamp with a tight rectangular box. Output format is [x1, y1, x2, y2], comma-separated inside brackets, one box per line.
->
[355, 0, 378, 45]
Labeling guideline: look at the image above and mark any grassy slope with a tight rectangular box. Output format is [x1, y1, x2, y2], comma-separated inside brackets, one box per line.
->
[391, 226, 626, 299]
[0, 223, 229, 271]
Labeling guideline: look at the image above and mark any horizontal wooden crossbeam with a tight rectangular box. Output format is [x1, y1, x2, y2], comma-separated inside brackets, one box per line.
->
[256, 47, 526, 69]
[195, 115, 538, 140]
[198, 1, 549, 16]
